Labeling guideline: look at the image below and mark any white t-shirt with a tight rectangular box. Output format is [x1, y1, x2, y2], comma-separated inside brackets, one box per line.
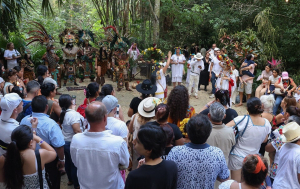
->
[105, 117, 128, 139]
[128, 50, 138, 61]
[273, 143, 300, 189]
[62, 109, 84, 142]
[209, 48, 215, 59]
[0, 118, 19, 156]
[231, 116, 271, 158]
[4, 49, 20, 69]
[211, 56, 223, 76]
[190, 60, 204, 76]
[269, 75, 280, 85]
[171, 54, 186, 78]
[155, 68, 166, 99]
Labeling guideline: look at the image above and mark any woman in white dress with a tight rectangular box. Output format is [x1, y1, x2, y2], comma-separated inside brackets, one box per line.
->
[216, 62, 236, 105]
[4, 43, 21, 69]
[127, 43, 140, 78]
[219, 154, 269, 189]
[171, 48, 186, 87]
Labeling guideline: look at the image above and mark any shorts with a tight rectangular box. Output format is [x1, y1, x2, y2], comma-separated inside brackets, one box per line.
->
[228, 154, 244, 170]
[238, 82, 253, 94]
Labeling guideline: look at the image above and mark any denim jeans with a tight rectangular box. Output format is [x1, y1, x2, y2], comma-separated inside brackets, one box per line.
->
[211, 72, 217, 94]
[64, 141, 79, 188]
[273, 95, 283, 115]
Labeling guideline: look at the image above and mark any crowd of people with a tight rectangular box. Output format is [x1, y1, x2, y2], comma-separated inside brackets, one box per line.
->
[0, 41, 299, 189]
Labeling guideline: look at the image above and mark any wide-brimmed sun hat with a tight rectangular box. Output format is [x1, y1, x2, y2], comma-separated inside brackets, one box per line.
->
[136, 79, 157, 94]
[138, 97, 161, 118]
[281, 122, 300, 143]
[195, 53, 203, 60]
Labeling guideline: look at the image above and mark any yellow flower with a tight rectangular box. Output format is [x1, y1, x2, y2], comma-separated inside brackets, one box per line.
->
[148, 48, 150, 51]
[151, 47, 154, 50]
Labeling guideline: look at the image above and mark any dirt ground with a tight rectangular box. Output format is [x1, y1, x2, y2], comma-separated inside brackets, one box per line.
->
[0, 74, 248, 189]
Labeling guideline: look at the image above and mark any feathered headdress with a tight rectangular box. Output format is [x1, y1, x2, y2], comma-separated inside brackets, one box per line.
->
[26, 21, 54, 47]
[59, 29, 79, 45]
[77, 30, 95, 46]
[101, 25, 130, 50]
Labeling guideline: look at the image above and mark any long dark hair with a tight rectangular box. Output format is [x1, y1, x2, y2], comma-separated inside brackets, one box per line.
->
[99, 47, 108, 61]
[4, 126, 33, 189]
[36, 65, 48, 86]
[215, 90, 230, 107]
[167, 85, 189, 124]
[59, 94, 72, 124]
[86, 82, 99, 98]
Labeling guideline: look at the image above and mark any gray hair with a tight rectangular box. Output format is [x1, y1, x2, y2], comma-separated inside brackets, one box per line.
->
[26, 80, 40, 93]
[209, 102, 226, 122]
[260, 95, 275, 114]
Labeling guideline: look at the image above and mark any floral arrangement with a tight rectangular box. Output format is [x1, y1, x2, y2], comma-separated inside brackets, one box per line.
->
[141, 46, 164, 61]
[179, 118, 190, 137]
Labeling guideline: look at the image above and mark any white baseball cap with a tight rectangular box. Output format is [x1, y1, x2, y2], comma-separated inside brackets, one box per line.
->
[0, 93, 22, 120]
[0, 77, 4, 84]
[43, 77, 57, 86]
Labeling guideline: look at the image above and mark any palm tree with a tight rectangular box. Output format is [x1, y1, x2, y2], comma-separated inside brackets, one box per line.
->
[0, 0, 64, 37]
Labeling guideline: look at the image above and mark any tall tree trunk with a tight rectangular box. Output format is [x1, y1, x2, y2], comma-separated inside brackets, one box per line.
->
[106, 0, 109, 25]
[123, 0, 130, 35]
[153, 0, 160, 43]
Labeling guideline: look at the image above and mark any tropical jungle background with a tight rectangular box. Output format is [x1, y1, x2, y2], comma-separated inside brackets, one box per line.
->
[0, 0, 300, 84]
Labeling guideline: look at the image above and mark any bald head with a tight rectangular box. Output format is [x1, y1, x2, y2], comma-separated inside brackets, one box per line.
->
[85, 101, 107, 124]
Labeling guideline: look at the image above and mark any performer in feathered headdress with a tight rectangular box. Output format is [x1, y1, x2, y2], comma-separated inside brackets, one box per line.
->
[26, 21, 61, 86]
[59, 29, 81, 86]
[103, 25, 132, 91]
[77, 29, 96, 82]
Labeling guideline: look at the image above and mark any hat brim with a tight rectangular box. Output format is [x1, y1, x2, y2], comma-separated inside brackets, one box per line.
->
[136, 84, 157, 94]
[282, 77, 289, 80]
[138, 97, 160, 118]
[0, 110, 14, 121]
[281, 135, 300, 143]
[195, 56, 203, 59]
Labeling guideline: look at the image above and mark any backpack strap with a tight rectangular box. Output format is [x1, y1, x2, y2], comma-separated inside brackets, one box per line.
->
[35, 150, 44, 189]
[23, 102, 31, 112]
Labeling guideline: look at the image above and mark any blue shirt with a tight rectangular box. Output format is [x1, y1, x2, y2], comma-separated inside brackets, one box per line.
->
[167, 143, 229, 189]
[22, 99, 33, 117]
[243, 59, 255, 67]
[20, 113, 65, 148]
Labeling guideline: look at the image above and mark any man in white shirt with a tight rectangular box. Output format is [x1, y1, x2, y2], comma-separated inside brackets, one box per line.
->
[209, 48, 223, 98]
[273, 122, 300, 189]
[0, 93, 23, 156]
[208, 44, 217, 59]
[71, 101, 129, 189]
[102, 95, 128, 140]
[189, 53, 204, 99]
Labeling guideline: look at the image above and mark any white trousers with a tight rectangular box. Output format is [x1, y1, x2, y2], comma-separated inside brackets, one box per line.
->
[189, 74, 199, 97]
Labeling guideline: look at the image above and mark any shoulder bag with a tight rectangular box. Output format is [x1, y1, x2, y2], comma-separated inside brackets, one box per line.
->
[35, 150, 43, 189]
[230, 115, 250, 153]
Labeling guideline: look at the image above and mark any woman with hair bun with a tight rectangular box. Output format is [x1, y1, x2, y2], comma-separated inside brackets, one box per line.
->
[219, 154, 270, 189]
[200, 89, 238, 124]
[226, 97, 272, 182]
[77, 82, 99, 118]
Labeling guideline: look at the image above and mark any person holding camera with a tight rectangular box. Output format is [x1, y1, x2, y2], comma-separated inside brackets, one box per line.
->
[4, 43, 21, 69]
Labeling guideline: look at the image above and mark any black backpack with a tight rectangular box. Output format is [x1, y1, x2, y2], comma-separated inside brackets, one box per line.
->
[16, 102, 31, 122]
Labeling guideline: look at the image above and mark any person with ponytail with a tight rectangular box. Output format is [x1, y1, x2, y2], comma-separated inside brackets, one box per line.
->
[200, 89, 238, 124]
[77, 82, 99, 118]
[226, 97, 271, 182]
[59, 94, 83, 188]
[219, 154, 270, 189]
[36, 65, 49, 86]
[0, 122, 57, 189]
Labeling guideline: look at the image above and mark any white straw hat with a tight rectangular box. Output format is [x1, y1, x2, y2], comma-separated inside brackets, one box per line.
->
[195, 53, 203, 60]
[281, 122, 300, 143]
[138, 97, 161, 118]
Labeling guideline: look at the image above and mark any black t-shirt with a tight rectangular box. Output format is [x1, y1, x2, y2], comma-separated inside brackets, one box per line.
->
[150, 121, 183, 143]
[200, 108, 238, 124]
[125, 160, 178, 189]
[129, 97, 143, 114]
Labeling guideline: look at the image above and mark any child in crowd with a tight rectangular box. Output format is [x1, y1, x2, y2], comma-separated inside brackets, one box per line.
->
[294, 86, 300, 103]
[240, 54, 257, 78]
[231, 63, 239, 104]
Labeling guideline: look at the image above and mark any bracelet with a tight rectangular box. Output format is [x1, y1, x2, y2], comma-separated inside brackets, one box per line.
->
[59, 158, 65, 162]
[206, 104, 210, 108]
[38, 140, 44, 146]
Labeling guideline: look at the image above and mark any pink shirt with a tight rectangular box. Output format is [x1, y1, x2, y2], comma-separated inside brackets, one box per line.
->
[241, 64, 255, 83]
